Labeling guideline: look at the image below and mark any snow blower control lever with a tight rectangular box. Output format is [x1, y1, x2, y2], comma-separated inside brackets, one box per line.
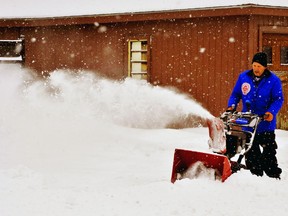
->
[220, 109, 263, 172]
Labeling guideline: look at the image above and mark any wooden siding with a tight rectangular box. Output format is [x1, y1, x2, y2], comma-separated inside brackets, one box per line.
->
[149, 16, 250, 115]
[0, 27, 20, 38]
[21, 25, 127, 79]
[15, 16, 250, 116]
[279, 79, 288, 130]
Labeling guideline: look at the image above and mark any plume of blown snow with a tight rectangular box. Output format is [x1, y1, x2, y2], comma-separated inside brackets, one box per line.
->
[0, 65, 213, 129]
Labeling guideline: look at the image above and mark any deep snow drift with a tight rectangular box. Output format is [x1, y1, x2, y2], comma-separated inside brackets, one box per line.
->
[0, 64, 287, 216]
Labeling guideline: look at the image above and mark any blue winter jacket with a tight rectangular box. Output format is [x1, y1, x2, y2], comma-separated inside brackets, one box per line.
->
[228, 69, 284, 133]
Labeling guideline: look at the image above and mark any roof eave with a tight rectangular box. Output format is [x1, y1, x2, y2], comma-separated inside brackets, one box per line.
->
[1, 4, 288, 27]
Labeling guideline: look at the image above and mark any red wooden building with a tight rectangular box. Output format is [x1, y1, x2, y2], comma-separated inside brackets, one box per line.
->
[0, 4, 287, 128]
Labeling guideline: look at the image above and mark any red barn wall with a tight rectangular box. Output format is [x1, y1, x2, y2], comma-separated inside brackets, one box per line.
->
[1, 12, 288, 128]
[18, 16, 250, 116]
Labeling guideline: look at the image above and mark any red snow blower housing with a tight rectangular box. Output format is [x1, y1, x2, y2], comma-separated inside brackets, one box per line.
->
[171, 110, 262, 183]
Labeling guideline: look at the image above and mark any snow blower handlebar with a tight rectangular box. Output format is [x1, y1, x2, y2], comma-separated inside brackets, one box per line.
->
[220, 111, 262, 146]
[220, 110, 264, 172]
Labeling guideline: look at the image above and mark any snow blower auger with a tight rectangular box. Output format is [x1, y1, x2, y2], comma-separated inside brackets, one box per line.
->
[171, 109, 262, 183]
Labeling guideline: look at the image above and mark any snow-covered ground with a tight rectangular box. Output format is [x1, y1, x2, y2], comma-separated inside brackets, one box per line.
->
[0, 64, 287, 216]
[1, 0, 288, 18]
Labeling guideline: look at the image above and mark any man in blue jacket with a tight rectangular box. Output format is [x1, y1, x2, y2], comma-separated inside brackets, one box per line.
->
[227, 52, 284, 178]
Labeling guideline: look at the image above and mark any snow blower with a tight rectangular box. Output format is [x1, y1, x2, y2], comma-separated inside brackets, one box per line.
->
[171, 109, 262, 183]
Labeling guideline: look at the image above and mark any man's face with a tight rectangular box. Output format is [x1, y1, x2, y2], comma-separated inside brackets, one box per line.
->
[252, 62, 266, 77]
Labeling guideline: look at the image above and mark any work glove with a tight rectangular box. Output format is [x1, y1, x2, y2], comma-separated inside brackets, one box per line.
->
[226, 106, 235, 113]
[264, 112, 273, 121]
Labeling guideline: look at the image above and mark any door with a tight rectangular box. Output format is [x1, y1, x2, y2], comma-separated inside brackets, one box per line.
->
[262, 33, 288, 130]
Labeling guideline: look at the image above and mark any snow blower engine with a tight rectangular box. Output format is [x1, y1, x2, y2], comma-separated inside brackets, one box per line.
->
[171, 104, 263, 183]
[213, 108, 262, 170]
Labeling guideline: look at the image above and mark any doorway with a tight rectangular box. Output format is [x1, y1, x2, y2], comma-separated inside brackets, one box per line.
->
[262, 33, 288, 130]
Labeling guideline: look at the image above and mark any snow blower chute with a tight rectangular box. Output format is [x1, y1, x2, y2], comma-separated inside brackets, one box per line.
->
[171, 110, 262, 183]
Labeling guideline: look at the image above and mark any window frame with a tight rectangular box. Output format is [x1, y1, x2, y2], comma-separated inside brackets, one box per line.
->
[0, 36, 25, 63]
[127, 37, 150, 81]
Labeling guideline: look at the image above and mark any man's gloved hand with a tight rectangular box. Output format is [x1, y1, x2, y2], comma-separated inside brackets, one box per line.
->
[264, 112, 273, 121]
[226, 107, 235, 112]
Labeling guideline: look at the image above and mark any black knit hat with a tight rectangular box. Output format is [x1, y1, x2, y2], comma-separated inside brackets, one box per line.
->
[252, 52, 267, 67]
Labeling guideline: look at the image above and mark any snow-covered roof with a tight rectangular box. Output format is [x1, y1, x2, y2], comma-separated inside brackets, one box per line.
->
[1, 0, 288, 19]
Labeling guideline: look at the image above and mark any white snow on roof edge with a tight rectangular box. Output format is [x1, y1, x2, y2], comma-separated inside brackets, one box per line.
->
[1, 0, 288, 19]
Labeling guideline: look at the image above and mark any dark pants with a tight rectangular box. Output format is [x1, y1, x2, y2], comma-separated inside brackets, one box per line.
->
[245, 132, 282, 178]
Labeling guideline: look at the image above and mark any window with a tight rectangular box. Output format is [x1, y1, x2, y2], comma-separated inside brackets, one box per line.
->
[262, 33, 288, 71]
[128, 39, 148, 80]
[263, 46, 272, 65]
[0, 37, 24, 62]
[280, 46, 288, 65]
